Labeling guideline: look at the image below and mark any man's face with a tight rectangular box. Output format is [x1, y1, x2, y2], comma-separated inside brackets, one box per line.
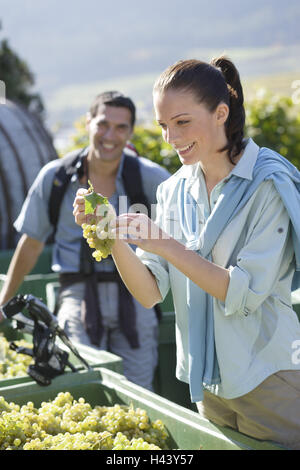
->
[87, 104, 133, 163]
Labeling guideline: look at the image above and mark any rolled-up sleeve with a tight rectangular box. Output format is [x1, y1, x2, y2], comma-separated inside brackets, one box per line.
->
[14, 161, 57, 242]
[224, 183, 293, 317]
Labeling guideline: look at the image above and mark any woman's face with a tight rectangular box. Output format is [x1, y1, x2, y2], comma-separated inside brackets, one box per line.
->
[153, 88, 229, 166]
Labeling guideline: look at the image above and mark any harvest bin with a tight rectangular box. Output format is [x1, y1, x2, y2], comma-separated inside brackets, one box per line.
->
[0, 367, 283, 450]
[0, 326, 123, 388]
[0, 245, 56, 305]
[45, 283, 195, 411]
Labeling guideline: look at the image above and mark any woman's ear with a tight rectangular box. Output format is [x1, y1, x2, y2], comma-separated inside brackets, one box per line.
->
[216, 102, 229, 126]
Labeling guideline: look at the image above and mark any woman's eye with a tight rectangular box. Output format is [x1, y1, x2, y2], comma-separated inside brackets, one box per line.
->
[177, 120, 189, 125]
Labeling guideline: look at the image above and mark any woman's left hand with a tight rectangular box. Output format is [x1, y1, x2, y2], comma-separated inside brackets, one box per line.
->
[110, 213, 171, 255]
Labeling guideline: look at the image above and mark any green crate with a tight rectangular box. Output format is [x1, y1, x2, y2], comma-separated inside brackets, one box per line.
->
[45, 283, 194, 410]
[0, 245, 53, 275]
[0, 367, 284, 450]
[0, 273, 59, 305]
[153, 311, 197, 412]
[0, 327, 123, 388]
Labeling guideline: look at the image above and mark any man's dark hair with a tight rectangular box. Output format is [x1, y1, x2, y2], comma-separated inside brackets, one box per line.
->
[89, 91, 136, 127]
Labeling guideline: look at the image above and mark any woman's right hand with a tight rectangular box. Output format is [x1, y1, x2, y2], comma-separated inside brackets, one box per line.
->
[73, 188, 116, 228]
[73, 188, 92, 226]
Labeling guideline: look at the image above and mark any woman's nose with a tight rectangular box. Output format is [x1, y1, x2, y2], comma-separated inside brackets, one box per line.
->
[165, 127, 178, 145]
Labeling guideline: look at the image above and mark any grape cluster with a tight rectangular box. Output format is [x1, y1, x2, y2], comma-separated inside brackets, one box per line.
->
[82, 219, 115, 262]
[0, 392, 169, 450]
[0, 334, 33, 379]
[81, 181, 116, 263]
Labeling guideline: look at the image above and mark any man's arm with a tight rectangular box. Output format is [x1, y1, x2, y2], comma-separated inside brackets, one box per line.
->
[0, 234, 44, 319]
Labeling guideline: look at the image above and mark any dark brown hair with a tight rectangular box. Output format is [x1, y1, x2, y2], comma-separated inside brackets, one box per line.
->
[153, 56, 246, 163]
[89, 91, 136, 127]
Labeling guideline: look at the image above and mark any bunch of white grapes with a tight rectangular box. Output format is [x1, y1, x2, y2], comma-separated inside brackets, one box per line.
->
[0, 392, 169, 450]
[0, 334, 33, 379]
[82, 217, 115, 263]
[81, 181, 116, 263]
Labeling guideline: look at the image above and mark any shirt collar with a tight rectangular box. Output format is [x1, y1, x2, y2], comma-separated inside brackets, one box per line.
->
[230, 138, 259, 181]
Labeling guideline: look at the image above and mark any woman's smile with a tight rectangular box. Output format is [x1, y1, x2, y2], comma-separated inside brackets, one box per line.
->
[175, 142, 196, 156]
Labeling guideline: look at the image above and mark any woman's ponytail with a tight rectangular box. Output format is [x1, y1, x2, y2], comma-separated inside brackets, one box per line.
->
[154, 55, 246, 164]
[210, 56, 246, 163]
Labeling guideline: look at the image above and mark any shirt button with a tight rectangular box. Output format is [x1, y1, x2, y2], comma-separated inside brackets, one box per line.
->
[244, 307, 251, 316]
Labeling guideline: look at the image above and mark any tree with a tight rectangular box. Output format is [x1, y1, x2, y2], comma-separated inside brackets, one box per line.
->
[0, 21, 44, 118]
[245, 93, 300, 169]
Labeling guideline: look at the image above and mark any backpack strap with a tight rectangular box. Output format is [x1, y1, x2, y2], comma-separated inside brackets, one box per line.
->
[121, 151, 150, 213]
[48, 147, 88, 236]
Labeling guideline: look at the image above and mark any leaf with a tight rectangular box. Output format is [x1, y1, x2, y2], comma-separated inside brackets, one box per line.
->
[83, 180, 109, 215]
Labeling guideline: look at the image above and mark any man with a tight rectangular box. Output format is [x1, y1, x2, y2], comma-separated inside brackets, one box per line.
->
[0, 91, 170, 390]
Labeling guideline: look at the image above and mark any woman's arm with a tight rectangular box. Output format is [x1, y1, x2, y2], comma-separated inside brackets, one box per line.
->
[73, 190, 163, 308]
[157, 236, 230, 302]
[111, 239, 163, 308]
[73, 192, 230, 305]
[113, 213, 230, 303]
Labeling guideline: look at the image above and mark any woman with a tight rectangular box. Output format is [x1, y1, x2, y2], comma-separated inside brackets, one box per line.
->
[73, 57, 300, 449]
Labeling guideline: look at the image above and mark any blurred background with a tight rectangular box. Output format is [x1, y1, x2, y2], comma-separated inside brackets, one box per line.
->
[0, 0, 299, 149]
[0, 0, 300, 249]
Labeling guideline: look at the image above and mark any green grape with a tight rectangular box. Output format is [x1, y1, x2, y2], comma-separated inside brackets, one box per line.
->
[0, 334, 33, 379]
[0, 392, 169, 450]
[81, 181, 116, 263]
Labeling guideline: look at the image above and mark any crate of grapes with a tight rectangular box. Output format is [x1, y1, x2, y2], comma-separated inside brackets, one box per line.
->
[0, 367, 283, 450]
[0, 328, 123, 388]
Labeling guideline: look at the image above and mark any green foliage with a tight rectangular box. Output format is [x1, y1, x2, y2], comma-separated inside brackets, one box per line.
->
[131, 124, 180, 174]
[245, 93, 300, 169]
[61, 116, 180, 173]
[61, 92, 300, 173]
[0, 36, 44, 118]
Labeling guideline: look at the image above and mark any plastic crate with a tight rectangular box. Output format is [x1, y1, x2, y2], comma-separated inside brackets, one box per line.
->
[0, 245, 53, 275]
[0, 327, 123, 388]
[0, 367, 284, 450]
[153, 311, 197, 412]
[0, 273, 59, 305]
[45, 282, 192, 410]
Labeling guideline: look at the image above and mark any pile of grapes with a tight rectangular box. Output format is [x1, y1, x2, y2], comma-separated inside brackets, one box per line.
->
[0, 392, 169, 450]
[0, 335, 33, 379]
[81, 181, 116, 262]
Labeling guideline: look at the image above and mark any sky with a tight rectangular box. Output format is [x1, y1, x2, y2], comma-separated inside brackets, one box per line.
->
[1, 0, 300, 133]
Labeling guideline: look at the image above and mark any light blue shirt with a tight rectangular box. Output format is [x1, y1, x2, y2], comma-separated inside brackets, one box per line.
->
[137, 138, 300, 400]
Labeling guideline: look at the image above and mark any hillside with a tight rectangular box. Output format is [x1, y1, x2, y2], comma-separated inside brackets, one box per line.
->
[0, 0, 299, 127]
